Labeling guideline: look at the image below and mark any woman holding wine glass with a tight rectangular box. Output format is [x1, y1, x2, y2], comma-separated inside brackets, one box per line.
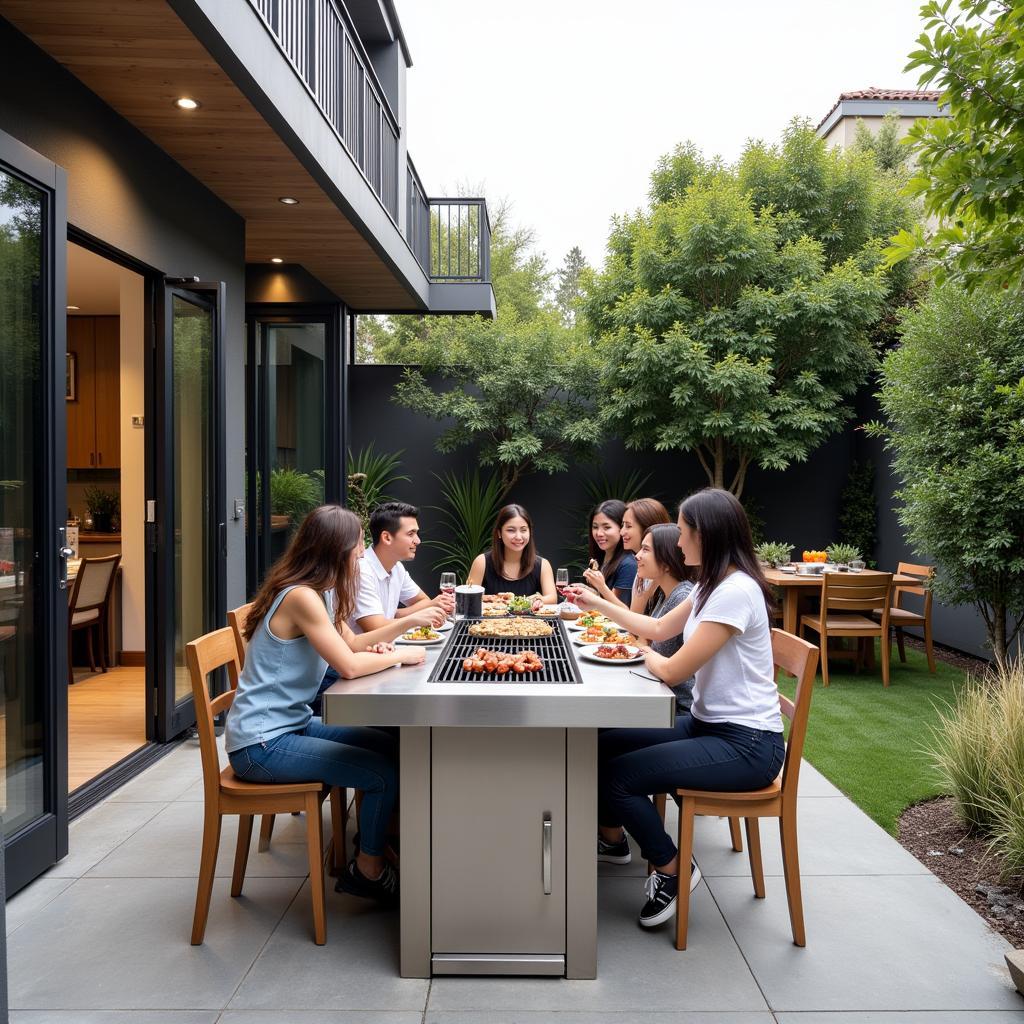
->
[467, 503, 557, 602]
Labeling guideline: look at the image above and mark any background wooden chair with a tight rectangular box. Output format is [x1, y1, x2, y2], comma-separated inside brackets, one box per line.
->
[186, 627, 344, 945]
[800, 572, 893, 686]
[67, 553, 120, 684]
[674, 629, 819, 950]
[874, 562, 935, 673]
[227, 601, 252, 667]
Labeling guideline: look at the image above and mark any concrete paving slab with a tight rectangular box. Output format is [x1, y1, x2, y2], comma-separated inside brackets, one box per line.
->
[8, 876, 303, 1010]
[774, 1014, 1024, 1023]
[426, 1014, 776, 1024]
[220, 1014, 424, 1024]
[711, 873, 1019, 1011]
[107, 758, 202, 803]
[426, 877, 768, 1013]
[5, 877, 76, 936]
[48, 799, 168, 877]
[11, 1013, 219, 1024]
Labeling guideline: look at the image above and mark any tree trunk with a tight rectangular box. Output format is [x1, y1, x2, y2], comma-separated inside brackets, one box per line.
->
[990, 601, 1008, 670]
[713, 438, 725, 489]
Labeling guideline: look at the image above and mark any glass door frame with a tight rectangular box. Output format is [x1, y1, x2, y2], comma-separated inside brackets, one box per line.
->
[244, 304, 345, 595]
[150, 281, 226, 742]
[0, 128, 69, 893]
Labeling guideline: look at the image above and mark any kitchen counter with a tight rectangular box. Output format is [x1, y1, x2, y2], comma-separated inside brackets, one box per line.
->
[322, 622, 675, 980]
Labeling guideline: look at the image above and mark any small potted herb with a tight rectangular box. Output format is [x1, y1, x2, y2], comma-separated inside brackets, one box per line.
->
[84, 486, 119, 534]
[826, 542, 861, 568]
[754, 541, 793, 568]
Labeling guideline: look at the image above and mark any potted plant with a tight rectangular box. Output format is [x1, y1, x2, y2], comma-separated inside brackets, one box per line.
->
[83, 486, 119, 533]
[754, 541, 793, 569]
[826, 542, 861, 568]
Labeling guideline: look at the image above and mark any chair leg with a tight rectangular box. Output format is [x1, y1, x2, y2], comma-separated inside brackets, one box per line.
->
[675, 799, 696, 951]
[745, 818, 766, 898]
[329, 786, 345, 875]
[305, 791, 327, 945]
[86, 625, 96, 673]
[99, 618, 108, 672]
[924, 619, 936, 673]
[728, 816, 743, 853]
[881, 632, 891, 687]
[231, 814, 254, 898]
[820, 633, 830, 687]
[779, 811, 805, 946]
[258, 814, 276, 852]
[191, 807, 223, 945]
[896, 627, 907, 664]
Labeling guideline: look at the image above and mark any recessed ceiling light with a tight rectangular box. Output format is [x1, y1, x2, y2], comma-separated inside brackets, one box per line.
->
[174, 97, 201, 111]
[270, 257, 284, 264]
[66, 305, 80, 311]
[278, 196, 300, 205]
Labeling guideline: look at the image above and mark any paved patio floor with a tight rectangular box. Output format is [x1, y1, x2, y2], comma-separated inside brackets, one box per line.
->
[6, 735, 1023, 1023]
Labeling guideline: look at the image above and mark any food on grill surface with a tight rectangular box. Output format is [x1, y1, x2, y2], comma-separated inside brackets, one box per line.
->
[468, 617, 554, 639]
[401, 626, 442, 641]
[594, 644, 639, 661]
[579, 625, 637, 645]
[461, 647, 544, 675]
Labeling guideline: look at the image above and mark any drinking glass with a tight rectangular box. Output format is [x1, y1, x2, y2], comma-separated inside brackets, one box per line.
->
[850, 559, 866, 573]
[556, 567, 569, 605]
[440, 572, 457, 621]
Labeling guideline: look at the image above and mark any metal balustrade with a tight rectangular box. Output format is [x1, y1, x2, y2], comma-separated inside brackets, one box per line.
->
[429, 197, 491, 282]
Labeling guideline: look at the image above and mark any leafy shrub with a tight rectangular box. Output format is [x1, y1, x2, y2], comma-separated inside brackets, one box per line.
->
[837, 459, 876, 567]
[346, 444, 409, 542]
[427, 470, 506, 581]
[755, 541, 792, 567]
[269, 468, 322, 525]
[827, 542, 862, 565]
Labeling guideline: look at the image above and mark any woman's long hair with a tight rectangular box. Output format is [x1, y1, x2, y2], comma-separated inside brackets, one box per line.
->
[678, 489, 773, 615]
[588, 499, 627, 585]
[244, 504, 363, 641]
[490, 503, 537, 578]
[626, 497, 671, 543]
[644, 523, 691, 590]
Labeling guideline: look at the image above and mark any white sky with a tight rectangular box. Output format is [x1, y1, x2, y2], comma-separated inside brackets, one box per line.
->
[399, 0, 928, 275]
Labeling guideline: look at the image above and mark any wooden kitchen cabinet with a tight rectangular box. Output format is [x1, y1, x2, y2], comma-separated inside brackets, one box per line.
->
[66, 316, 120, 469]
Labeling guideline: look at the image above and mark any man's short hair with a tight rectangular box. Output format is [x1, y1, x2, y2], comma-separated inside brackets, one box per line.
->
[369, 501, 420, 545]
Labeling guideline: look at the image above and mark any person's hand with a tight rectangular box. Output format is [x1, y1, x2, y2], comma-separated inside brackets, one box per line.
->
[368, 642, 395, 654]
[436, 591, 456, 615]
[410, 606, 446, 629]
[643, 648, 665, 678]
[531, 596, 546, 612]
[398, 646, 427, 666]
[582, 567, 610, 597]
[564, 584, 597, 609]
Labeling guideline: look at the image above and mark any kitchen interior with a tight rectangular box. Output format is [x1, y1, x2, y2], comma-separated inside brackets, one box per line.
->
[65, 241, 147, 791]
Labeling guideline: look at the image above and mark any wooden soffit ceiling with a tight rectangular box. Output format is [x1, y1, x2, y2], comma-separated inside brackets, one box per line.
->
[0, 0, 421, 310]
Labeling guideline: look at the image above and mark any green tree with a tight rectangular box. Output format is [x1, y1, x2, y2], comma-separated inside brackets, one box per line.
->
[586, 121, 913, 497]
[888, 0, 1024, 289]
[867, 284, 1024, 666]
[392, 309, 601, 497]
[554, 246, 588, 326]
[853, 111, 908, 173]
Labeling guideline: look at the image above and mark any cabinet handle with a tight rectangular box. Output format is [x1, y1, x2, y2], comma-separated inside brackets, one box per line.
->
[89, 452, 94, 466]
[542, 812, 552, 895]
[98, 451, 102, 465]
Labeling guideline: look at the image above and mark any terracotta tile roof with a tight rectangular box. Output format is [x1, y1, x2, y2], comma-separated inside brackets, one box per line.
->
[817, 88, 943, 130]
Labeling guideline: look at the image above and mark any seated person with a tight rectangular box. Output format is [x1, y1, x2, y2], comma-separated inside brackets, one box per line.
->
[225, 504, 434, 906]
[586, 499, 637, 604]
[467, 503, 557, 602]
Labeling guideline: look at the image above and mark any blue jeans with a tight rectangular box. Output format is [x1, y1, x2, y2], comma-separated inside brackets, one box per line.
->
[228, 719, 398, 857]
[598, 713, 785, 867]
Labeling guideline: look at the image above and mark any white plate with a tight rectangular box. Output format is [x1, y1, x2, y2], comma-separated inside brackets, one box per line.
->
[395, 632, 446, 645]
[778, 565, 797, 574]
[567, 616, 613, 632]
[435, 620, 453, 632]
[578, 645, 645, 666]
[573, 632, 637, 647]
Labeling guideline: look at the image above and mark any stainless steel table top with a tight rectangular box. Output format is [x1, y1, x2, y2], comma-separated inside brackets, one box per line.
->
[321, 634, 677, 729]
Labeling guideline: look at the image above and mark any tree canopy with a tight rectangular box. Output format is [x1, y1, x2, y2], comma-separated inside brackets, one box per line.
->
[585, 120, 915, 496]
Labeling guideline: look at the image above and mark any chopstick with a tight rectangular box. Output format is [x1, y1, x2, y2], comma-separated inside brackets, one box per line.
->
[629, 669, 661, 683]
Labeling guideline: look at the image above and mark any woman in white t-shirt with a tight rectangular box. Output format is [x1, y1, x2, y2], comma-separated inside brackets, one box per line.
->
[566, 488, 785, 931]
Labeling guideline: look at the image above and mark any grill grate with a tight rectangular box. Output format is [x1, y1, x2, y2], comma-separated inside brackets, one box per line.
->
[429, 619, 583, 684]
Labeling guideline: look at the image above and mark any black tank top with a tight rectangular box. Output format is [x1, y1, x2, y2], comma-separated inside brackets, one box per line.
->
[482, 552, 544, 597]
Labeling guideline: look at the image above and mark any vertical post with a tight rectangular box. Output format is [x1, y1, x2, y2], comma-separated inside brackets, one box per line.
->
[400, 726, 431, 977]
[566, 728, 597, 979]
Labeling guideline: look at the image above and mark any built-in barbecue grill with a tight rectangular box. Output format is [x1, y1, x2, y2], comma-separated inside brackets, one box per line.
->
[430, 619, 584, 684]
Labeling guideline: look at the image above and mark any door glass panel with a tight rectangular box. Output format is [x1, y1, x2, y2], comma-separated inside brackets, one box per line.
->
[0, 169, 45, 835]
[172, 295, 212, 704]
[265, 323, 324, 567]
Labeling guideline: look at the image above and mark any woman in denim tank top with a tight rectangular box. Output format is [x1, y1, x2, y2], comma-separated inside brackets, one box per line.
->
[225, 505, 443, 907]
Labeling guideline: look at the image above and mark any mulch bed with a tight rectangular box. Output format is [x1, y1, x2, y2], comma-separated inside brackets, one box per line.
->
[892, 636, 1023, 948]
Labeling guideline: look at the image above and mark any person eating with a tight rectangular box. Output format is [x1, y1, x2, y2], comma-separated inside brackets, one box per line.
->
[586, 499, 637, 604]
[467, 503, 557, 602]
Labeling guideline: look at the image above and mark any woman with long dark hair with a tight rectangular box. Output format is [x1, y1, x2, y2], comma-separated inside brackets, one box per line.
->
[585, 499, 636, 603]
[226, 505, 440, 907]
[467, 503, 557, 602]
[566, 489, 784, 930]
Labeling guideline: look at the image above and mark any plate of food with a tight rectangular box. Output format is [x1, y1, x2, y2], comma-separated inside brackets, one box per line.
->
[395, 626, 446, 645]
[468, 616, 554, 639]
[566, 611, 615, 631]
[579, 643, 645, 665]
[533, 604, 560, 618]
[574, 625, 638, 646]
[505, 595, 535, 615]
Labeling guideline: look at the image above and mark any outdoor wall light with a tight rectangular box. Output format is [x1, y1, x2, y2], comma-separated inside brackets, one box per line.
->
[270, 257, 284, 264]
[174, 97, 201, 111]
[278, 196, 300, 205]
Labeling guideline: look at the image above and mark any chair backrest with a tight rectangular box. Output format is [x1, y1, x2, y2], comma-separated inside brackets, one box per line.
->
[69, 554, 121, 613]
[226, 602, 253, 669]
[772, 628, 820, 807]
[895, 562, 934, 614]
[820, 571, 893, 615]
[186, 627, 241, 804]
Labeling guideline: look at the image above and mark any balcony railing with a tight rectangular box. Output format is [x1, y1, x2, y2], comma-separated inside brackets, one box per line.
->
[407, 162, 490, 283]
[249, 0, 399, 222]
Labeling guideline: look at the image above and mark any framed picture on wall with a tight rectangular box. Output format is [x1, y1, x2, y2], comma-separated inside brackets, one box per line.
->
[66, 351, 76, 401]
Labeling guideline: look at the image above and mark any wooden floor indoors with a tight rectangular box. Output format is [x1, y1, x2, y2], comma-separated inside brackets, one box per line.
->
[68, 666, 147, 791]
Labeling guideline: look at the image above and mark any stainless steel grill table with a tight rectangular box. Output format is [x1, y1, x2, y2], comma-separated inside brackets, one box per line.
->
[321, 620, 676, 979]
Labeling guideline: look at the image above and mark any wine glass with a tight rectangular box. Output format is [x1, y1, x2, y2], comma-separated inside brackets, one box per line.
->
[440, 572, 456, 621]
[556, 567, 569, 605]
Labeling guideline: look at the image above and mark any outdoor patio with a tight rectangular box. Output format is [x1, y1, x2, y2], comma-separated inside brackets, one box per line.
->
[6, 733, 1022, 1023]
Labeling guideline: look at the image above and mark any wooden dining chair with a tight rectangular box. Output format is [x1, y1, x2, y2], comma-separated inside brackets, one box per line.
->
[674, 629, 819, 950]
[227, 601, 252, 667]
[800, 572, 893, 686]
[874, 563, 935, 674]
[67, 553, 120, 685]
[186, 627, 344, 945]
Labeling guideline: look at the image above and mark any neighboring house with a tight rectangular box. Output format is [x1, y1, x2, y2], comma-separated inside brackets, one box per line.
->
[816, 86, 944, 149]
[0, 0, 493, 893]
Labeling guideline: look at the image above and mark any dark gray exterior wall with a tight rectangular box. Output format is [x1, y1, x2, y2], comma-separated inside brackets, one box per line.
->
[0, 17, 248, 609]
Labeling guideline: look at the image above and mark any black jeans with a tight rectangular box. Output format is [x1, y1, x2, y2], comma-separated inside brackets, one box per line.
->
[598, 713, 785, 867]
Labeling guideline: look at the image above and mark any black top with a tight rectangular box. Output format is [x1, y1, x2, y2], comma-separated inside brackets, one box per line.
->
[481, 552, 544, 597]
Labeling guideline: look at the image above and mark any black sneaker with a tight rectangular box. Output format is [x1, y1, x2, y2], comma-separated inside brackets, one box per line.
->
[334, 858, 400, 907]
[597, 832, 632, 864]
[638, 860, 701, 928]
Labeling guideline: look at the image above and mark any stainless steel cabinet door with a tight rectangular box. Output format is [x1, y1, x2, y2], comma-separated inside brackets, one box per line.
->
[431, 727, 567, 954]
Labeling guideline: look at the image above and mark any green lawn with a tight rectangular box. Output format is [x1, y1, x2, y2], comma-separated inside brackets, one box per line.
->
[777, 643, 972, 834]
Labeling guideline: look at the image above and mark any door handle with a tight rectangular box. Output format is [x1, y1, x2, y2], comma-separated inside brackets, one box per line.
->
[58, 527, 72, 591]
[542, 812, 552, 895]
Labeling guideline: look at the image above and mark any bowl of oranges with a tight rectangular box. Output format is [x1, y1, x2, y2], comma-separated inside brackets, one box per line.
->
[796, 550, 828, 575]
